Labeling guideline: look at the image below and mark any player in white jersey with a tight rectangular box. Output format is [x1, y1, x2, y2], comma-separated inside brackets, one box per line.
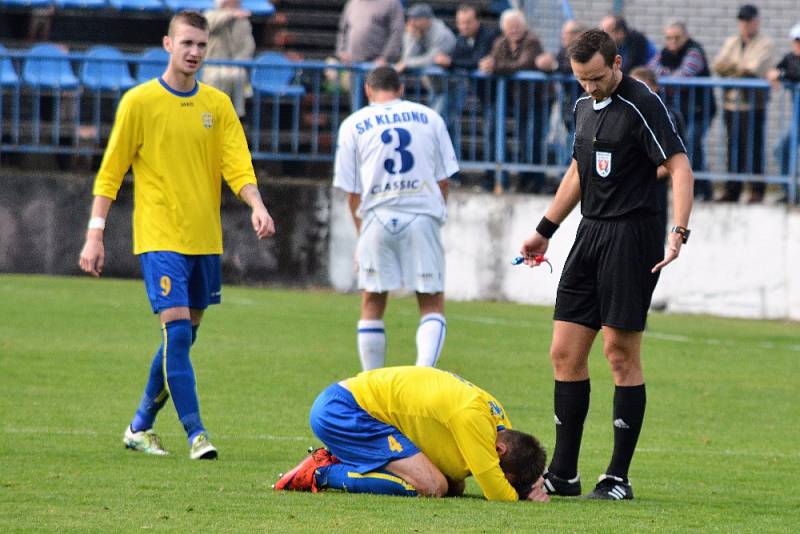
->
[333, 66, 459, 370]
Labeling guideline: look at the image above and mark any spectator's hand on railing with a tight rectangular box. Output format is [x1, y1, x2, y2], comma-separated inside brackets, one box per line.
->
[338, 51, 353, 65]
[766, 67, 782, 87]
[478, 56, 494, 74]
[393, 61, 406, 73]
[434, 53, 451, 68]
[535, 52, 557, 72]
[714, 61, 737, 77]
[373, 57, 386, 67]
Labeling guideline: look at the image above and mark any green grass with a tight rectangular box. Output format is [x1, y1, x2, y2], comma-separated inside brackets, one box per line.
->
[0, 274, 798, 532]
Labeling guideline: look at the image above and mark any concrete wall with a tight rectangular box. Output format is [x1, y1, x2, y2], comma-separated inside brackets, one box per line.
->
[330, 189, 800, 321]
[3, 170, 799, 320]
[0, 171, 330, 286]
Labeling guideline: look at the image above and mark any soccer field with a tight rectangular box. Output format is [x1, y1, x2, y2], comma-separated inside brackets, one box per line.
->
[0, 274, 797, 532]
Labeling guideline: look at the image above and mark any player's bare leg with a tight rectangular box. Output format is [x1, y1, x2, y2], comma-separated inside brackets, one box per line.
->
[415, 292, 446, 367]
[385, 451, 449, 497]
[544, 321, 596, 496]
[601, 327, 643, 386]
[357, 292, 389, 370]
[586, 326, 644, 500]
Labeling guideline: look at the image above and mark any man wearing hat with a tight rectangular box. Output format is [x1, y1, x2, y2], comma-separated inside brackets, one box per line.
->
[712, 4, 774, 203]
[394, 3, 456, 73]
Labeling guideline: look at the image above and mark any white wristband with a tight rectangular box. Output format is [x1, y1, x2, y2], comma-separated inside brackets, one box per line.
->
[88, 217, 106, 230]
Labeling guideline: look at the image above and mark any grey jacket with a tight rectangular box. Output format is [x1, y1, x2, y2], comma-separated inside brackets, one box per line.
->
[401, 18, 456, 69]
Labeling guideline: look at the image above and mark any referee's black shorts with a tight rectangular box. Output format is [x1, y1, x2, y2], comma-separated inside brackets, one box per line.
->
[554, 213, 664, 332]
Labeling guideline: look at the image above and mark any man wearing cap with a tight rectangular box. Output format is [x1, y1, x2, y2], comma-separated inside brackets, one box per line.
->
[767, 23, 800, 200]
[712, 4, 774, 203]
[394, 3, 456, 74]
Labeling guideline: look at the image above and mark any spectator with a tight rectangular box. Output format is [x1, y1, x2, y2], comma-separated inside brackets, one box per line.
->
[328, 0, 404, 94]
[630, 66, 688, 237]
[203, 0, 256, 117]
[394, 3, 456, 73]
[767, 22, 800, 201]
[479, 8, 556, 193]
[600, 15, 655, 74]
[336, 0, 404, 66]
[712, 4, 774, 203]
[556, 20, 587, 154]
[434, 4, 499, 143]
[435, 4, 499, 72]
[650, 21, 716, 201]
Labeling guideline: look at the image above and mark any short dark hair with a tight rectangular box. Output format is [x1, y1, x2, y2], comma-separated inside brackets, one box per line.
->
[497, 429, 547, 499]
[365, 66, 402, 92]
[629, 66, 658, 88]
[456, 3, 477, 16]
[568, 28, 617, 67]
[169, 10, 208, 36]
[612, 15, 628, 34]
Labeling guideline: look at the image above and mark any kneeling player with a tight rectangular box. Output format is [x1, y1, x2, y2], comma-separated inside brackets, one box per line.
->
[273, 366, 550, 502]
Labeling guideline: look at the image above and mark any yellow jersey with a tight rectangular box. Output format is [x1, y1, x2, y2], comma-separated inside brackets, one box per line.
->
[93, 78, 257, 255]
[347, 366, 519, 501]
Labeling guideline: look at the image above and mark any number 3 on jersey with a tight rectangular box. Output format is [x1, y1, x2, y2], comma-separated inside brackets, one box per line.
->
[381, 127, 414, 174]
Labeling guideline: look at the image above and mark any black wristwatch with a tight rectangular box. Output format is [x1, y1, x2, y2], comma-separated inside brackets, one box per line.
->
[671, 225, 691, 244]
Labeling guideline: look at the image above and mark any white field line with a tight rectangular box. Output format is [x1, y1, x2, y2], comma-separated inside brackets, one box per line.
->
[226, 297, 799, 351]
[5, 426, 798, 459]
[444, 313, 800, 352]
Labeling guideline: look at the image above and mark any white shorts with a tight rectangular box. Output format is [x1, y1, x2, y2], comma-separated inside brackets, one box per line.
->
[357, 209, 445, 294]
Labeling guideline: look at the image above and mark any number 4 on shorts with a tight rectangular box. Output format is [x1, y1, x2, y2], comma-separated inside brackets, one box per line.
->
[387, 434, 404, 452]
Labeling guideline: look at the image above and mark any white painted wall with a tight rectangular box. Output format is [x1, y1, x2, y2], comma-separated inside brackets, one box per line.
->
[330, 189, 800, 320]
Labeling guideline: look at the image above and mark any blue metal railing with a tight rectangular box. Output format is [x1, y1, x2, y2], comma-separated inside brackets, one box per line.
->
[1, 50, 799, 202]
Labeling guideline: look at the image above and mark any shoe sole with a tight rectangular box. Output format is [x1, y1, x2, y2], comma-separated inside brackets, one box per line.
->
[123, 440, 168, 456]
[191, 446, 218, 460]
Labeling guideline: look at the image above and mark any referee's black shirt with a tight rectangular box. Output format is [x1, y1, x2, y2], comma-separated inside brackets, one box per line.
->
[572, 75, 686, 219]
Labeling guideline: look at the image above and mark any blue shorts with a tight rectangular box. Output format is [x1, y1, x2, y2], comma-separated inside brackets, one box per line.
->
[310, 383, 420, 473]
[139, 252, 221, 314]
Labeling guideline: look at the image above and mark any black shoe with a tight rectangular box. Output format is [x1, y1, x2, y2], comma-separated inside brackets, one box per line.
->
[543, 471, 582, 496]
[585, 474, 633, 500]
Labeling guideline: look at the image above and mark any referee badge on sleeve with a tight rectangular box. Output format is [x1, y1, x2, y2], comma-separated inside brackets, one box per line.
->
[596, 151, 612, 178]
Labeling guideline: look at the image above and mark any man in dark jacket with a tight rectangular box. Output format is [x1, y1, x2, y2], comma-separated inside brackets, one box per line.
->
[650, 21, 716, 200]
[768, 22, 800, 199]
[479, 8, 556, 193]
[601, 15, 655, 74]
[436, 4, 499, 72]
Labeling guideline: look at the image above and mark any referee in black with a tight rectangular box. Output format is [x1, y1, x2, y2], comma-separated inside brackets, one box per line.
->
[519, 30, 693, 500]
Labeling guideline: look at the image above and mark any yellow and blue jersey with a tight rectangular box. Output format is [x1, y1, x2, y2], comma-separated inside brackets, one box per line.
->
[347, 366, 519, 501]
[93, 78, 257, 255]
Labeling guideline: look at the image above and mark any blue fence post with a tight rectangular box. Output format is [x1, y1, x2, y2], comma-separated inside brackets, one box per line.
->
[494, 76, 506, 193]
[789, 84, 800, 204]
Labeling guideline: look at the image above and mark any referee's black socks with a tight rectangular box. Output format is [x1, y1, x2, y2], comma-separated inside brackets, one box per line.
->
[605, 384, 647, 480]
[548, 379, 591, 480]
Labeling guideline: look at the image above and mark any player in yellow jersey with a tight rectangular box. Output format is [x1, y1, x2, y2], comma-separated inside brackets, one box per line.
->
[78, 10, 275, 460]
[274, 367, 550, 502]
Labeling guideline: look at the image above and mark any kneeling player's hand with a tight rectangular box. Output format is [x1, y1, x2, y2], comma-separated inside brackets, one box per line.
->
[526, 476, 550, 503]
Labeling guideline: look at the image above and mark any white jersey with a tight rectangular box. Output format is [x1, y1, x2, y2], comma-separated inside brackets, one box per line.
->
[333, 98, 459, 223]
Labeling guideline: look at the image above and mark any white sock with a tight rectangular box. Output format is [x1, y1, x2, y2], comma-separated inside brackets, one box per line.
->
[357, 320, 386, 370]
[415, 313, 446, 367]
